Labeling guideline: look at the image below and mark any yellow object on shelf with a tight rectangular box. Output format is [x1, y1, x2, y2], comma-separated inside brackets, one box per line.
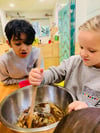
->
[55, 81, 64, 87]
[32, 38, 39, 46]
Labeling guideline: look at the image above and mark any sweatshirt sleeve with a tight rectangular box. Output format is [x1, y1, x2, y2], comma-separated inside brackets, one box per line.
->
[0, 60, 10, 83]
[95, 101, 100, 107]
[0, 60, 27, 85]
[86, 101, 100, 107]
[44, 56, 75, 84]
[2, 78, 27, 85]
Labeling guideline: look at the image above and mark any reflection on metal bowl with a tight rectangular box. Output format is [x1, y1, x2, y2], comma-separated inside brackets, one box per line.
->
[0, 85, 73, 133]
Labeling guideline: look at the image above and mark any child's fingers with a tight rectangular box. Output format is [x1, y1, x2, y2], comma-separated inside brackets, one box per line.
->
[40, 68, 44, 73]
[68, 106, 75, 113]
[29, 75, 42, 85]
[68, 101, 88, 113]
[29, 68, 44, 86]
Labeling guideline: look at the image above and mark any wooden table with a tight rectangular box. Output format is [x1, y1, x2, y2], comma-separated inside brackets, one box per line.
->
[0, 82, 19, 133]
[0, 82, 19, 102]
[0, 82, 55, 133]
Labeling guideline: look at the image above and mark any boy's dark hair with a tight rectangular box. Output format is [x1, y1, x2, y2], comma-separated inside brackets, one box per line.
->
[5, 19, 36, 45]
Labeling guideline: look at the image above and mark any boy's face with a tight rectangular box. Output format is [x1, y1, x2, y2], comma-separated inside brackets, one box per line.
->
[8, 33, 32, 58]
[78, 30, 100, 68]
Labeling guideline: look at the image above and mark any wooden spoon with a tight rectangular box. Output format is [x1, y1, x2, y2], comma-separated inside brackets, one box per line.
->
[27, 51, 42, 128]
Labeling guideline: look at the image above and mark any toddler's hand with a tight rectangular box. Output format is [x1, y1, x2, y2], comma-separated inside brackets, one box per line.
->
[68, 101, 88, 113]
[29, 68, 44, 86]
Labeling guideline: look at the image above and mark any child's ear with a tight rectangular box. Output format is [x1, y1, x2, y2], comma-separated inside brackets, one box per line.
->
[6, 40, 12, 48]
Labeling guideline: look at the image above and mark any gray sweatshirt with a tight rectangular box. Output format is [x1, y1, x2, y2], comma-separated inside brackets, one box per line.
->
[44, 55, 100, 107]
[0, 46, 43, 85]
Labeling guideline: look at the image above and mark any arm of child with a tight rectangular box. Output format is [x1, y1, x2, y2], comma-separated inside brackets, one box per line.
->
[0, 63, 28, 85]
[2, 78, 28, 85]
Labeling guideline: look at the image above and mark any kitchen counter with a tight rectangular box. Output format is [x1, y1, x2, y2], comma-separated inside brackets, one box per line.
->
[0, 82, 55, 133]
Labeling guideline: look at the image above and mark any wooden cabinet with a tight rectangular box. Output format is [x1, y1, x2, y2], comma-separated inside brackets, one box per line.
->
[0, 43, 9, 55]
[37, 42, 60, 69]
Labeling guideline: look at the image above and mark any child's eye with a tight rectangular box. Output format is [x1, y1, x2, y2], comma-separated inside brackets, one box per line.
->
[89, 50, 96, 53]
[15, 43, 21, 46]
[80, 46, 83, 49]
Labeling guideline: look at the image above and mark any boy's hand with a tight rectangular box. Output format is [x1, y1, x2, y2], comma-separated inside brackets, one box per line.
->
[29, 68, 44, 86]
[68, 101, 88, 113]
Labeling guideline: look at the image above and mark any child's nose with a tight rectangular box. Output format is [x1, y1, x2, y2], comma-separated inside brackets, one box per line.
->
[82, 50, 88, 57]
[20, 43, 27, 50]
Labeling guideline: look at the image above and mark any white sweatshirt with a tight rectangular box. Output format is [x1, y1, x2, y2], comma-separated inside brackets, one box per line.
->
[44, 55, 100, 107]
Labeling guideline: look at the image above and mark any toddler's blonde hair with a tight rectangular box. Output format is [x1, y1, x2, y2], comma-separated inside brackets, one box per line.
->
[79, 15, 100, 31]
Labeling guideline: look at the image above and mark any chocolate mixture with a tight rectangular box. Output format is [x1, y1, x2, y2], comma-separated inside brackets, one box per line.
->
[16, 102, 64, 128]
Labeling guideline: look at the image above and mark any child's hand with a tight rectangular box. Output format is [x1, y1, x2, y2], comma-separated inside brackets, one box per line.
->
[68, 101, 88, 113]
[29, 68, 44, 86]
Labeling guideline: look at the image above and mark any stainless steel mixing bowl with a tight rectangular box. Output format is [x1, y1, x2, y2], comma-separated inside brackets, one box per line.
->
[0, 85, 73, 133]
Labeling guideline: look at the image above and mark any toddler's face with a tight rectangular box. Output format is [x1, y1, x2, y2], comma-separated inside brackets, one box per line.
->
[9, 33, 32, 58]
[78, 30, 100, 68]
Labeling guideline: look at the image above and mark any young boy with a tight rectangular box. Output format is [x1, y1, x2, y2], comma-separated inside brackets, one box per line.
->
[29, 14, 100, 112]
[0, 19, 43, 85]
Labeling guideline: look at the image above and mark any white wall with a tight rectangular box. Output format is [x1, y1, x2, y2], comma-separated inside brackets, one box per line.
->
[87, 0, 100, 20]
[76, 0, 100, 42]
[75, 0, 87, 41]
[0, 10, 7, 37]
